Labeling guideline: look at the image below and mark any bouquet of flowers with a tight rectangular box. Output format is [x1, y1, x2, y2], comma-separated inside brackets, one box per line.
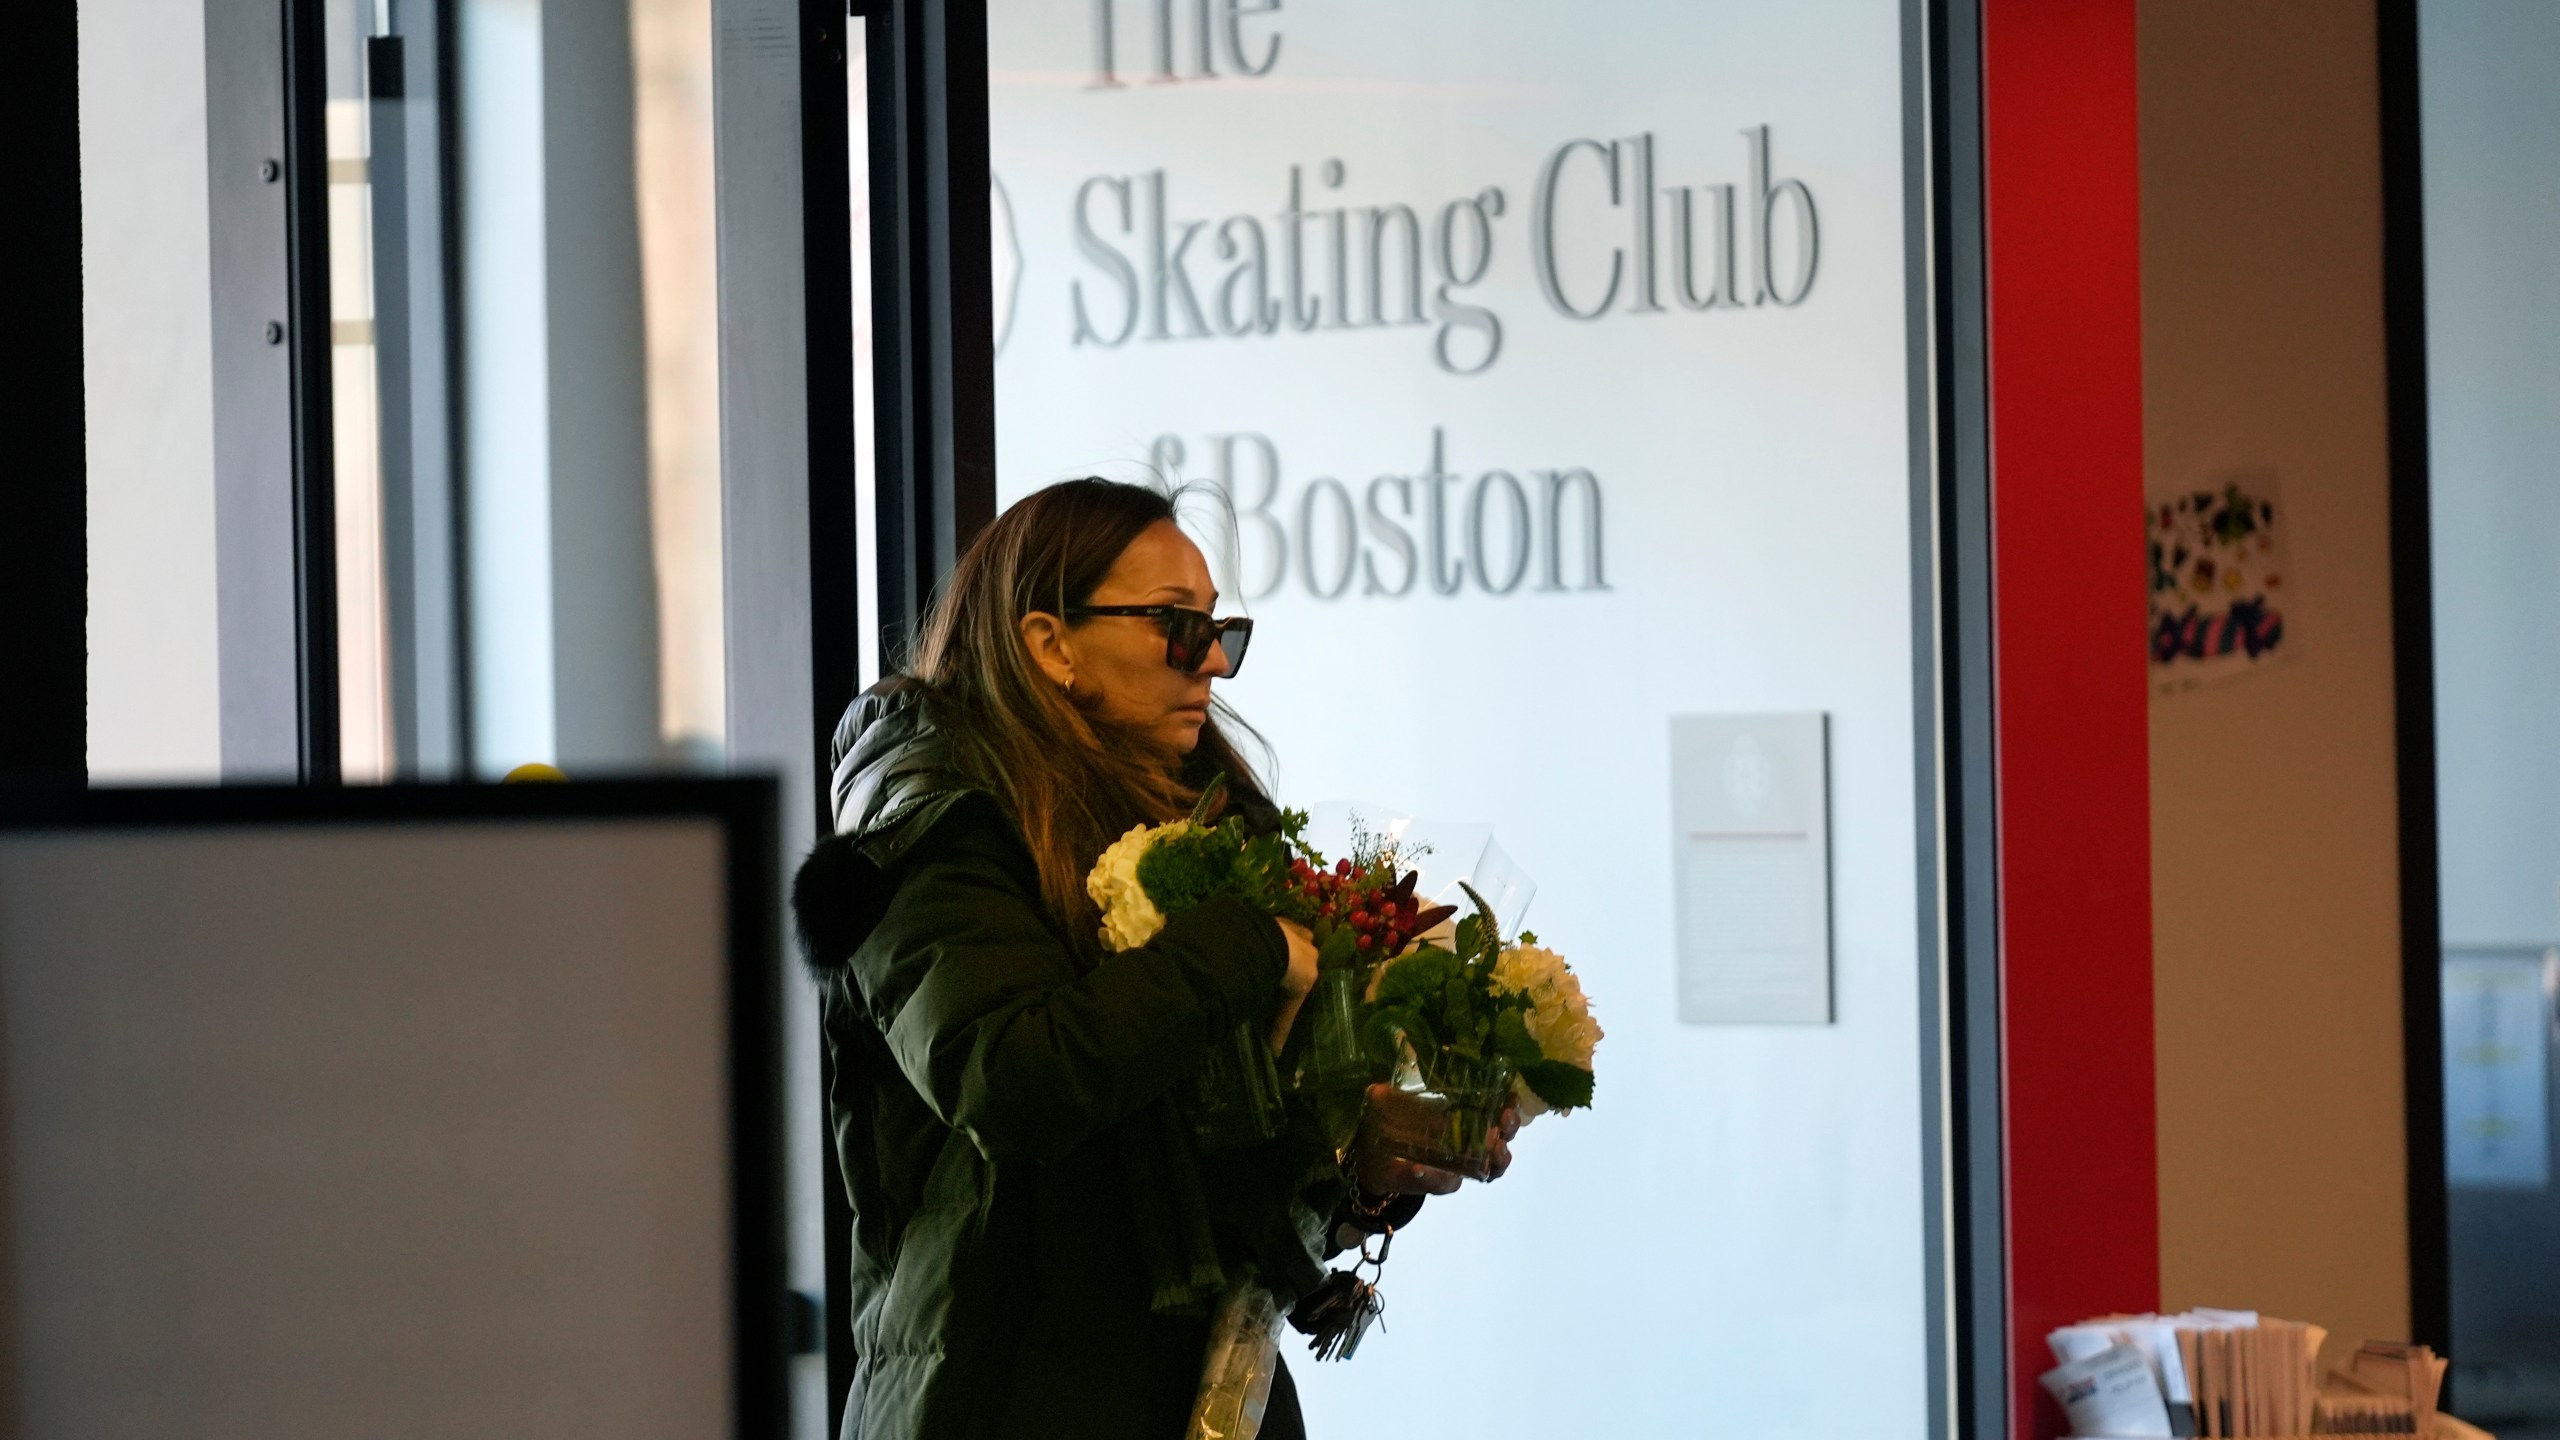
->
[1090, 784, 1600, 1440]
[1086, 779, 1600, 1168]
[1360, 888, 1602, 1177]
[1088, 779, 1452, 1150]
[1087, 779, 1449, 961]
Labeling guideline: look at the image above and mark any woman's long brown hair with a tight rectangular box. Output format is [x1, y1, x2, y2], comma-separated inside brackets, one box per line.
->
[903, 478, 1268, 939]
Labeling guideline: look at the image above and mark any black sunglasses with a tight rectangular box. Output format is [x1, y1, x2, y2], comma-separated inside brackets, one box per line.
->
[1063, 605, 1254, 676]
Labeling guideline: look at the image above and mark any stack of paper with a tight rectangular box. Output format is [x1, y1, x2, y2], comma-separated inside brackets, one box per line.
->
[2041, 1310, 2324, 1437]
[2313, 1342, 2449, 1436]
[2043, 1318, 2474, 1438]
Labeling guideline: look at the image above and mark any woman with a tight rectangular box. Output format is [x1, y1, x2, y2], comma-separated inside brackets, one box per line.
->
[792, 478, 1496, 1440]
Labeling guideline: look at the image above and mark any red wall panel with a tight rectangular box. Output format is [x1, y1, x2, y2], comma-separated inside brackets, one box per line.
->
[1980, 2, 2160, 1435]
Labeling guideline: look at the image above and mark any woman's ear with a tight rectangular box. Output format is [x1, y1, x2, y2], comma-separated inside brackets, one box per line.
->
[1019, 611, 1077, 690]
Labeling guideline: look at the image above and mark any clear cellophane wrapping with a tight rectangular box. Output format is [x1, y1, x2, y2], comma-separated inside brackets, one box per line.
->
[1187, 1284, 1285, 1440]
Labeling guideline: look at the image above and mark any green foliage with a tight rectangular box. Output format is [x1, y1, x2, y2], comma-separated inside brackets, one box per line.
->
[1134, 825, 1248, 914]
[1126, 786, 1319, 937]
[1362, 886, 1523, 1067]
[1362, 881, 1596, 1110]
[1361, 928, 1535, 1074]
[1363, 944, 1465, 1060]
[1315, 925, 1362, 969]
[1187, 773, 1229, 826]
[1487, 1009, 1541, 1070]
[1520, 1059, 1595, 1110]
[1120, 781, 1595, 1111]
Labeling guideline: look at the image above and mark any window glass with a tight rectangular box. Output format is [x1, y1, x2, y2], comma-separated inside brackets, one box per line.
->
[81, 0, 722, 783]
[79, 0, 223, 781]
[2419, 4, 2560, 1427]
[987, 4, 1934, 1432]
[323, 0, 724, 781]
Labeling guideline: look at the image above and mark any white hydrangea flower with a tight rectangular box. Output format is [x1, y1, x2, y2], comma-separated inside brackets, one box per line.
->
[1490, 943, 1603, 1119]
[1087, 820, 1185, 952]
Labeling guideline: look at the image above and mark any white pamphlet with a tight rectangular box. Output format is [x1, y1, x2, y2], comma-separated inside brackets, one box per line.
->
[2040, 1342, 2175, 1438]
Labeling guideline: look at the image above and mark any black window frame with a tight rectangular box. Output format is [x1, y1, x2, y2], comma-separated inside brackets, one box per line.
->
[2377, 0, 2459, 1373]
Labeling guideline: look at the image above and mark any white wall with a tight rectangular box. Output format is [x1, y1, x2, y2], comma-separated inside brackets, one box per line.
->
[79, 0, 223, 781]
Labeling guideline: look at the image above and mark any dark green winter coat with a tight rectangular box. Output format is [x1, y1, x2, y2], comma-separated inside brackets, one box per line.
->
[794, 680, 1360, 1440]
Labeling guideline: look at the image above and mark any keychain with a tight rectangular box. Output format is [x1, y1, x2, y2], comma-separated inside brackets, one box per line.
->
[1290, 1227, 1391, 1362]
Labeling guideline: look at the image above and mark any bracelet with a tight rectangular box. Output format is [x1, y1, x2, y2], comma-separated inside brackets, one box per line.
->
[1342, 1171, 1398, 1220]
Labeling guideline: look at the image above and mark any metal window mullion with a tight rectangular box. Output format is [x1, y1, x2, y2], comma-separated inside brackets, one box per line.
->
[863, 0, 994, 670]
[369, 5, 469, 780]
[1923, 2, 2006, 1438]
[2377, 0, 2452, 1367]
[206, 0, 302, 780]
[282, 0, 341, 783]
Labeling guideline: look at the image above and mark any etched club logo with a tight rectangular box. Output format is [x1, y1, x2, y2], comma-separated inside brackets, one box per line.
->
[1724, 735, 1773, 819]
[991, 175, 1022, 357]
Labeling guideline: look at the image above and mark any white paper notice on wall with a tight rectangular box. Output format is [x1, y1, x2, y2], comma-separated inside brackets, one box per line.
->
[1671, 713, 1833, 1024]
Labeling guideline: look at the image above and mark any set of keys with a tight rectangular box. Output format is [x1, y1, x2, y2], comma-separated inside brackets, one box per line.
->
[1290, 1227, 1392, 1362]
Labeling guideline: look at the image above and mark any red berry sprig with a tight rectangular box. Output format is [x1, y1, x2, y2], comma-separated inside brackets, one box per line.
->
[1279, 849, 1453, 960]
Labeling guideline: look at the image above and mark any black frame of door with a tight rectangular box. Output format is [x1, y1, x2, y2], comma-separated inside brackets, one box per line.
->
[3, 0, 85, 787]
[283, 0, 343, 783]
[2376, 0, 2453, 1365]
[1922, 1, 2010, 1436]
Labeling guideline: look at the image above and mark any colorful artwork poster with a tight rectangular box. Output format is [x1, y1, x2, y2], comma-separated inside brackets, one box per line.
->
[2149, 478, 2287, 691]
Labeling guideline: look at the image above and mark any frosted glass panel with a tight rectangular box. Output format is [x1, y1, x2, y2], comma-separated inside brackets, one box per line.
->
[987, 4, 1931, 1434]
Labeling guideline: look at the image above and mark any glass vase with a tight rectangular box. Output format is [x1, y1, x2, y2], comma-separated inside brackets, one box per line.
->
[1288, 967, 1375, 1093]
[1287, 966, 1378, 1159]
[1186, 1020, 1286, 1152]
[1372, 1046, 1514, 1181]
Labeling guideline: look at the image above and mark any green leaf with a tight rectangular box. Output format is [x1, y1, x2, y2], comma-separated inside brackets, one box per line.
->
[1440, 977, 1475, 1034]
[1488, 1009, 1542, 1068]
[1361, 1007, 1407, 1063]
[1187, 773, 1229, 826]
[1456, 882, 1504, 972]
[1316, 926, 1360, 970]
[1519, 1060, 1595, 1111]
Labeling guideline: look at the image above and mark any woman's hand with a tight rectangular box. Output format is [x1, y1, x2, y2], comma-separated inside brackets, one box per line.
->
[1276, 918, 1319, 998]
[1267, 918, 1319, 1053]
[1350, 1083, 1522, 1194]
